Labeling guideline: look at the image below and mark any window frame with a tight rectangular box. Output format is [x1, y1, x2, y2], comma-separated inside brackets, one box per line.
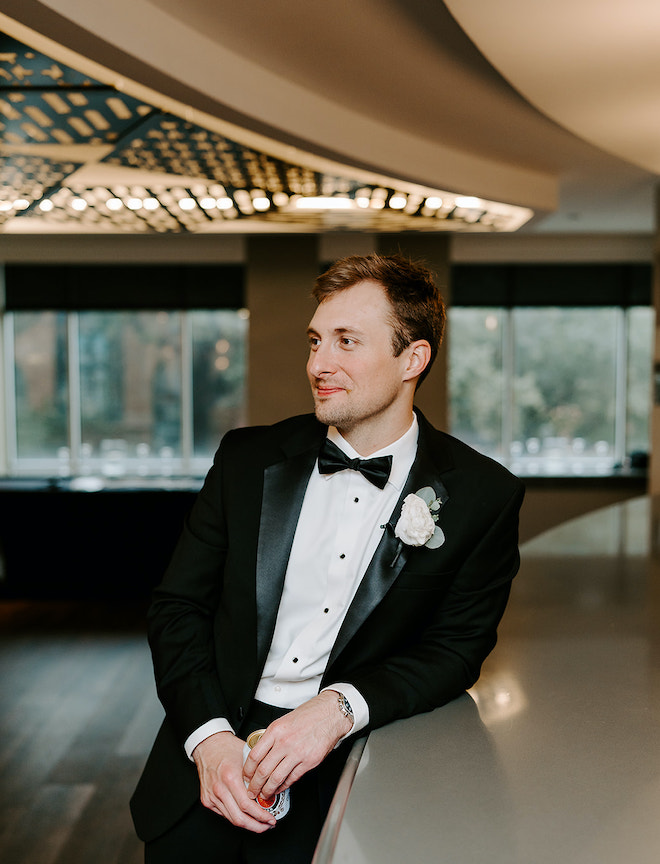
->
[2, 308, 247, 478]
[447, 304, 653, 477]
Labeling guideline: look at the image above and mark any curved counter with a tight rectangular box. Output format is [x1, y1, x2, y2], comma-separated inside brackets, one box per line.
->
[316, 496, 660, 863]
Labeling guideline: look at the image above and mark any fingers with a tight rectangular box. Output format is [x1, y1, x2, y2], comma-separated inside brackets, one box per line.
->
[208, 779, 276, 832]
[243, 712, 331, 799]
[202, 773, 276, 831]
[193, 732, 277, 832]
[242, 694, 348, 801]
[247, 750, 298, 800]
[244, 734, 290, 797]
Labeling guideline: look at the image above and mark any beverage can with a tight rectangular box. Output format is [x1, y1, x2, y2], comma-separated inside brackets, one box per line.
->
[243, 728, 290, 820]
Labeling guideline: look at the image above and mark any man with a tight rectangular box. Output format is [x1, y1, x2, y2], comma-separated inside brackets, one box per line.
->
[131, 254, 524, 863]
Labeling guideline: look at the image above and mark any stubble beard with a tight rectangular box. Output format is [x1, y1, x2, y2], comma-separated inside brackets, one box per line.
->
[312, 387, 400, 438]
[312, 398, 356, 433]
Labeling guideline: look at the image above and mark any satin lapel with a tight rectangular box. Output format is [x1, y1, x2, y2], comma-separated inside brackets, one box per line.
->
[255, 444, 319, 668]
[326, 442, 449, 672]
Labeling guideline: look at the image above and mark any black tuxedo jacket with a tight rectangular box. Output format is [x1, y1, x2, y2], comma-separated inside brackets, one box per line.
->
[131, 410, 524, 841]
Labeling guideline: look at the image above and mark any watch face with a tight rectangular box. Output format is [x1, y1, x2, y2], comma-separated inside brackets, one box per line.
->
[339, 694, 353, 717]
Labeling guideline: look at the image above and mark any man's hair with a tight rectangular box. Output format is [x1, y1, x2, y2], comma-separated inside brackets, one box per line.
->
[312, 253, 446, 386]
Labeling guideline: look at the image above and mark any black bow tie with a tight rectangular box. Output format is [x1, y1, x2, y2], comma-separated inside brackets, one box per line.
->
[317, 438, 392, 489]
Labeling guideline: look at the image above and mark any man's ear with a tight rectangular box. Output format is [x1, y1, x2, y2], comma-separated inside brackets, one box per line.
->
[402, 340, 432, 382]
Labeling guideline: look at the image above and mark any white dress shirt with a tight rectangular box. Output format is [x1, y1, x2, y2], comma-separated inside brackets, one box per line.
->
[185, 415, 419, 759]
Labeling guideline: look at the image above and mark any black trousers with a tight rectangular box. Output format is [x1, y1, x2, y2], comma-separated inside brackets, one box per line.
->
[144, 701, 350, 864]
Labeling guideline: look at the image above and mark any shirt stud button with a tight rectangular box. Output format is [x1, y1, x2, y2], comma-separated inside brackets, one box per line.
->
[339, 553, 345, 559]
[292, 657, 298, 663]
[324, 608, 329, 613]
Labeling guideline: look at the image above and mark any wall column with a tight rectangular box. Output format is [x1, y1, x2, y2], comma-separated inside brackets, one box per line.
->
[377, 234, 451, 432]
[650, 189, 660, 495]
[0, 268, 6, 475]
[246, 235, 319, 426]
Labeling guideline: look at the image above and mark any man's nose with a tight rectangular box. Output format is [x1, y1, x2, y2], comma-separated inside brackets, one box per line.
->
[308, 343, 336, 376]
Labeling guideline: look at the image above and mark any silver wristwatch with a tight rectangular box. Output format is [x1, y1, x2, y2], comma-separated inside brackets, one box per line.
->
[337, 692, 354, 721]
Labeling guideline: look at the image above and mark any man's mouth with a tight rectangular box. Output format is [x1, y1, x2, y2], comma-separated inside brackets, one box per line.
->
[315, 385, 344, 397]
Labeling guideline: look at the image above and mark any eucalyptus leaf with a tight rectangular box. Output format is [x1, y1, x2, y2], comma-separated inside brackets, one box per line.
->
[415, 486, 437, 506]
[425, 526, 445, 549]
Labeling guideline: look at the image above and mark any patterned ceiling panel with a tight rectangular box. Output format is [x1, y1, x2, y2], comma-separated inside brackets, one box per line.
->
[0, 31, 532, 233]
[0, 34, 153, 146]
[0, 153, 82, 223]
[103, 113, 313, 190]
[102, 112, 385, 203]
[1, 34, 101, 87]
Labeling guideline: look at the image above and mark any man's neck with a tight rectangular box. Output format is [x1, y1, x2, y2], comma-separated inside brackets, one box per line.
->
[337, 410, 415, 457]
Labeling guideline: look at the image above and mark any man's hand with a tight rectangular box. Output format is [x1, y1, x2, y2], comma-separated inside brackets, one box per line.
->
[243, 691, 353, 802]
[192, 731, 277, 832]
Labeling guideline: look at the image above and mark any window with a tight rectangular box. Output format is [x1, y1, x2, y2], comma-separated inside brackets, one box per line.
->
[448, 306, 653, 475]
[12, 311, 69, 461]
[4, 309, 248, 477]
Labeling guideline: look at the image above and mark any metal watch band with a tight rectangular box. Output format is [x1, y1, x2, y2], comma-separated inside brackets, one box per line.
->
[337, 692, 354, 721]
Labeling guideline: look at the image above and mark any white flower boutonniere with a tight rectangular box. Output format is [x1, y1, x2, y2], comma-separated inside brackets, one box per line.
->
[394, 486, 446, 550]
[385, 485, 447, 568]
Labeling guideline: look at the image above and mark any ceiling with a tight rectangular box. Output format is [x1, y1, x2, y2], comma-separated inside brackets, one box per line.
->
[3, 32, 516, 235]
[0, 0, 657, 236]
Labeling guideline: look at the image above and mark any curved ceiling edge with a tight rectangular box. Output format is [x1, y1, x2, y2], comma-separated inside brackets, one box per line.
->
[445, 0, 660, 177]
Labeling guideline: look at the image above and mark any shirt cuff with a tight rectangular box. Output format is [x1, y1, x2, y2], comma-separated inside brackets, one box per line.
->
[184, 718, 235, 761]
[321, 683, 370, 741]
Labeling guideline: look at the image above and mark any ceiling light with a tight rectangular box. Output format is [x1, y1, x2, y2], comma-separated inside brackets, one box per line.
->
[143, 197, 160, 210]
[178, 198, 196, 210]
[295, 197, 353, 210]
[389, 195, 407, 209]
[356, 197, 370, 209]
[0, 201, 13, 212]
[71, 198, 87, 211]
[106, 198, 123, 210]
[39, 199, 54, 212]
[455, 196, 481, 209]
[126, 198, 143, 210]
[425, 197, 443, 209]
[199, 197, 217, 210]
[405, 194, 424, 212]
[13, 199, 30, 210]
[216, 197, 234, 210]
[233, 190, 253, 213]
[252, 197, 270, 211]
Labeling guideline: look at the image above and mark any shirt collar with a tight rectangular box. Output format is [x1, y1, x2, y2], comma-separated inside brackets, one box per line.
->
[326, 414, 419, 492]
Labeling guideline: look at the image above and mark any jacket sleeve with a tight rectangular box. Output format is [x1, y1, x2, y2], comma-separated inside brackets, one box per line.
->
[345, 478, 525, 732]
[146, 439, 231, 745]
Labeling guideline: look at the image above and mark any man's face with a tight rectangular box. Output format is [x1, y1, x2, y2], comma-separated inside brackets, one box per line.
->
[306, 280, 415, 444]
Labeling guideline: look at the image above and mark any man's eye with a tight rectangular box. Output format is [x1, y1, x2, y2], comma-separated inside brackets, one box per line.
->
[340, 337, 354, 346]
